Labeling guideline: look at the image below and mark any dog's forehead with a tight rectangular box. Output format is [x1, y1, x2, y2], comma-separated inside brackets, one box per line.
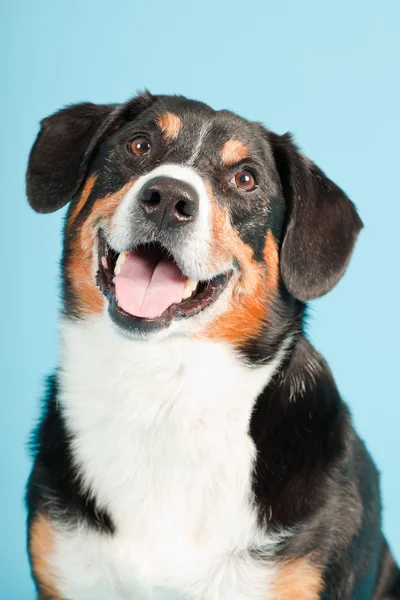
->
[150, 96, 251, 132]
[124, 97, 265, 162]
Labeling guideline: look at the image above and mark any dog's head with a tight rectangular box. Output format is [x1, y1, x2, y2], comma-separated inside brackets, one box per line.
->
[27, 92, 362, 352]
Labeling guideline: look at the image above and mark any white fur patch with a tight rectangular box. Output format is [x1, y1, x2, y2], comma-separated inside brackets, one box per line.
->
[51, 318, 292, 599]
[186, 120, 214, 166]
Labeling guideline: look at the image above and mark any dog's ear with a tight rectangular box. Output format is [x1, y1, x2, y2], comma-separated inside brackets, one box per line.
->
[26, 92, 155, 213]
[267, 131, 363, 301]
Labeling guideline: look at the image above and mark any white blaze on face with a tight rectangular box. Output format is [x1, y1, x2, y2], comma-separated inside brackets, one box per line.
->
[110, 164, 215, 281]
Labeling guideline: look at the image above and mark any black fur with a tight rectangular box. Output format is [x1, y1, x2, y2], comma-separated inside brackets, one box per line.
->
[250, 337, 399, 598]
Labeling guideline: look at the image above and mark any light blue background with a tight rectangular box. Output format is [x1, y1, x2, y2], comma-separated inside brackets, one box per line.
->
[1, 1, 399, 597]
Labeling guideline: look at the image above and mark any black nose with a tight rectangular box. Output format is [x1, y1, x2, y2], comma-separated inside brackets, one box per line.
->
[139, 176, 199, 228]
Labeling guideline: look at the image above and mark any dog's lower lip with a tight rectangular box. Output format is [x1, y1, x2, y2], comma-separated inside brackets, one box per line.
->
[96, 234, 232, 330]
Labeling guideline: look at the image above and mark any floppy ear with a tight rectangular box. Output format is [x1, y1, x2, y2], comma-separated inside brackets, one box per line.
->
[26, 92, 154, 213]
[267, 132, 363, 301]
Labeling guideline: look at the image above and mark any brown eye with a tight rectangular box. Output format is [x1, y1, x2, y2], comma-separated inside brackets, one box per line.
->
[234, 170, 257, 192]
[129, 137, 151, 155]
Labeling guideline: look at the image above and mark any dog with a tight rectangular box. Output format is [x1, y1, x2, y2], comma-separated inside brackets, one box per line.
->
[25, 92, 399, 600]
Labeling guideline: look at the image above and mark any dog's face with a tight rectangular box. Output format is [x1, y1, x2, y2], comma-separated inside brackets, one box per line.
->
[27, 93, 362, 351]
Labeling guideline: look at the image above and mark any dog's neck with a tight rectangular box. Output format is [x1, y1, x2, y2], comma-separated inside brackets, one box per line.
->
[59, 316, 292, 421]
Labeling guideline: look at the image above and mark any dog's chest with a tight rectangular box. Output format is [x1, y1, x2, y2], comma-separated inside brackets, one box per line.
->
[53, 321, 284, 599]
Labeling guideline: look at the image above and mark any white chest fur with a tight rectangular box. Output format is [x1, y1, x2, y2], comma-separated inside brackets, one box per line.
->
[52, 318, 289, 600]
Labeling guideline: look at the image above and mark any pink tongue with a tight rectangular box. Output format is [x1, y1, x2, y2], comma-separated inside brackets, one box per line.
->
[113, 248, 185, 318]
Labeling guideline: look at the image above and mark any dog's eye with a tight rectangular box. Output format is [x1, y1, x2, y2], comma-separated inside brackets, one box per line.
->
[129, 137, 152, 156]
[233, 170, 257, 192]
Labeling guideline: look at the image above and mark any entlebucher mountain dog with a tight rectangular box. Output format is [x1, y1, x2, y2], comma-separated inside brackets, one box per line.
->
[26, 92, 399, 600]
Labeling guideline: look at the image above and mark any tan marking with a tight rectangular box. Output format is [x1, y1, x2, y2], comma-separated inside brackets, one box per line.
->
[68, 173, 97, 225]
[199, 186, 279, 345]
[157, 112, 182, 140]
[67, 180, 133, 315]
[271, 557, 324, 599]
[29, 514, 64, 599]
[220, 139, 250, 166]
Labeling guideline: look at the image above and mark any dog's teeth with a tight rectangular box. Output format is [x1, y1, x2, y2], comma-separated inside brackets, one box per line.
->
[114, 252, 128, 275]
[116, 252, 127, 267]
[182, 278, 199, 300]
[101, 256, 108, 269]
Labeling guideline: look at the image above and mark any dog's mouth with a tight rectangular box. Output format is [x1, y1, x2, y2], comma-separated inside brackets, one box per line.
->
[96, 233, 233, 331]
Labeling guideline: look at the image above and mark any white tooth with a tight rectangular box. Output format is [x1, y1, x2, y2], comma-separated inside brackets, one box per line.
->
[189, 279, 199, 293]
[182, 278, 198, 299]
[182, 286, 192, 300]
[114, 252, 128, 275]
[116, 252, 127, 267]
[101, 256, 108, 269]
